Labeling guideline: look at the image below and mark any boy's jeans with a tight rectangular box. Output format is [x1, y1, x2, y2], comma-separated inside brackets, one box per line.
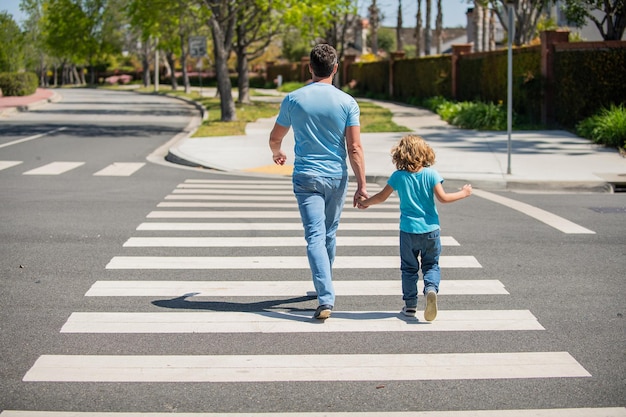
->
[399, 229, 441, 308]
[293, 174, 348, 307]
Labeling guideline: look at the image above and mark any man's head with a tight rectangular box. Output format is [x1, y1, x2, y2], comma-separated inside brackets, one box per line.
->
[310, 44, 338, 78]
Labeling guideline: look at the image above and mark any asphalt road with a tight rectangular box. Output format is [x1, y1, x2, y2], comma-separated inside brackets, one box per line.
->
[0, 89, 624, 415]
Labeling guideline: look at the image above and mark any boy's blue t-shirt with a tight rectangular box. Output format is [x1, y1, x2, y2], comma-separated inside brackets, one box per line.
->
[276, 82, 360, 178]
[387, 168, 444, 234]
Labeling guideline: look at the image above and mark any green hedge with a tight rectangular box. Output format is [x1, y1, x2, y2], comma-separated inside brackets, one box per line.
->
[0, 72, 38, 96]
[394, 55, 452, 102]
[348, 60, 389, 98]
[554, 47, 626, 128]
[457, 46, 542, 124]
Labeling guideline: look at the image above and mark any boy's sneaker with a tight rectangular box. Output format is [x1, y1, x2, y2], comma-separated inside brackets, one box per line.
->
[401, 306, 417, 317]
[313, 304, 333, 319]
[424, 291, 438, 321]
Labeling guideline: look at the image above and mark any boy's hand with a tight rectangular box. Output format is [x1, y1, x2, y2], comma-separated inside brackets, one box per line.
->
[462, 184, 472, 196]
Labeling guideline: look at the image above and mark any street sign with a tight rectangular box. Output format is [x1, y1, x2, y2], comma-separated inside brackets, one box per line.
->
[189, 36, 207, 58]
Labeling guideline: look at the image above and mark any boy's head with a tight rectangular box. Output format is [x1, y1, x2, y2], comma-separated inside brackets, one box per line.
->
[310, 44, 338, 78]
[392, 134, 436, 172]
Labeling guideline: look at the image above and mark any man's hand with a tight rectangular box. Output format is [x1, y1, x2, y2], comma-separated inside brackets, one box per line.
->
[353, 189, 368, 208]
[272, 151, 287, 165]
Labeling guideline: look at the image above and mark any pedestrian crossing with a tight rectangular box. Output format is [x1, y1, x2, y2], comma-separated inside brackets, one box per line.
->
[17, 177, 604, 416]
[0, 160, 146, 176]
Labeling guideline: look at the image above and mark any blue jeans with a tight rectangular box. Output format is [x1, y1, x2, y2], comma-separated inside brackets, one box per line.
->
[293, 174, 348, 307]
[399, 229, 441, 308]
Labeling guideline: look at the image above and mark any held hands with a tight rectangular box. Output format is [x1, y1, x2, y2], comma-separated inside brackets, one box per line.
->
[353, 189, 369, 209]
[355, 194, 369, 210]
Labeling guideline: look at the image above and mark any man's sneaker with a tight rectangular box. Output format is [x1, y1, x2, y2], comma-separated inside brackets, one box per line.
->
[313, 304, 333, 319]
[401, 306, 417, 317]
[424, 290, 438, 321]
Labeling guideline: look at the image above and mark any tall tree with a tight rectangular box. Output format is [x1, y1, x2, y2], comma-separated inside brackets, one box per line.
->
[415, 0, 422, 56]
[0, 12, 25, 72]
[201, 0, 237, 122]
[396, 0, 403, 50]
[560, 0, 626, 40]
[424, 0, 432, 54]
[434, 0, 442, 53]
[490, 0, 551, 45]
[368, 0, 380, 54]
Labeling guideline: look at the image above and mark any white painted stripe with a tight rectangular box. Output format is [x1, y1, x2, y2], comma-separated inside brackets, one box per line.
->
[22, 352, 590, 382]
[136, 222, 400, 231]
[157, 201, 398, 209]
[60, 310, 543, 333]
[178, 183, 293, 190]
[0, 127, 67, 150]
[22, 162, 84, 175]
[122, 236, 459, 247]
[163, 194, 398, 203]
[93, 162, 145, 176]
[185, 179, 292, 184]
[0, 161, 22, 171]
[85, 280, 507, 296]
[473, 189, 595, 234]
[172, 188, 295, 195]
[3, 408, 625, 417]
[105, 256, 481, 269]
[146, 211, 399, 219]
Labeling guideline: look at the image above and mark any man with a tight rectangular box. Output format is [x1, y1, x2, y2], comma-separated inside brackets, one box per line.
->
[269, 43, 368, 320]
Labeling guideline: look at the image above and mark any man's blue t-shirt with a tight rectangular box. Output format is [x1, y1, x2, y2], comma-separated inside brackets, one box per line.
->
[387, 168, 444, 234]
[276, 82, 360, 178]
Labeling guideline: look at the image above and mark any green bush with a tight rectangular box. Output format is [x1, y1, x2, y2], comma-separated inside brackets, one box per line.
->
[0, 72, 38, 96]
[277, 82, 305, 93]
[432, 97, 508, 131]
[576, 104, 626, 149]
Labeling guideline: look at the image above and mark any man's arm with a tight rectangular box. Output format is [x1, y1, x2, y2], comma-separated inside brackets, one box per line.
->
[269, 123, 290, 165]
[345, 125, 367, 206]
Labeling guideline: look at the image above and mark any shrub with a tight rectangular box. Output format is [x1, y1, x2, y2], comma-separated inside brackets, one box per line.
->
[432, 97, 509, 131]
[576, 104, 626, 149]
[0, 72, 38, 96]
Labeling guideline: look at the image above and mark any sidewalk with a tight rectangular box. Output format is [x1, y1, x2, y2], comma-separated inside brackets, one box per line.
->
[2, 87, 624, 192]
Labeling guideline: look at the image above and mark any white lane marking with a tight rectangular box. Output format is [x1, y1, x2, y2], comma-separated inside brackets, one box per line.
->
[163, 194, 398, 203]
[0, 127, 68, 149]
[85, 279, 507, 296]
[22, 352, 590, 382]
[0, 161, 23, 171]
[146, 211, 399, 219]
[136, 222, 400, 231]
[2, 408, 625, 417]
[105, 256, 481, 269]
[60, 310, 543, 333]
[473, 189, 595, 234]
[93, 162, 145, 176]
[122, 236, 459, 247]
[157, 202, 399, 209]
[22, 162, 84, 175]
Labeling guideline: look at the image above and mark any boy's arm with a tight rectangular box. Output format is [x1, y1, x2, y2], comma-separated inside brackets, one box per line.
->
[358, 184, 394, 209]
[434, 183, 472, 203]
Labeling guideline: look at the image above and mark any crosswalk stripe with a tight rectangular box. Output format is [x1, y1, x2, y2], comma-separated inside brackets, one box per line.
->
[60, 310, 543, 333]
[136, 222, 399, 231]
[22, 352, 590, 382]
[0, 161, 22, 171]
[122, 236, 459, 247]
[3, 409, 625, 417]
[163, 195, 398, 203]
[85, 279, 507, 296]
[93, 162, 145, 176]
[105, 256, 482, 269]
[147, 211, 399, 219]
[173, 189, 295, 195]
[157, 201, 399, 209]
[22, 162, 84, 175]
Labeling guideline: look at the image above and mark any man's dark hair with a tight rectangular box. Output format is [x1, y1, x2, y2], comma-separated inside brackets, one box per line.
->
[310, 44, 337, 78]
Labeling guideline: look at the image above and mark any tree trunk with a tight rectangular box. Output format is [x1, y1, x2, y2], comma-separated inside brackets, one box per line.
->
[424, 0, 431, 55]
[236, 48, 250, 104]
[369, 0, 379, 54]
[166, 52, 178, 90]
[415, 0, 422, 57]
[474, 1, 483, 52]
[435, 0, 442, 54]
[208, 12, 236, 122]
[396, 0, 403, 51]
[180, 34, 190, 94]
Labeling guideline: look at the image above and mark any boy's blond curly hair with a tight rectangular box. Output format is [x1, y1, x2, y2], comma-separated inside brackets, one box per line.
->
[391, 134, 436, 172]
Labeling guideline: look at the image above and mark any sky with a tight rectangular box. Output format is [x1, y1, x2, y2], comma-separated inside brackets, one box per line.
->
[2, 0, 470, 28]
